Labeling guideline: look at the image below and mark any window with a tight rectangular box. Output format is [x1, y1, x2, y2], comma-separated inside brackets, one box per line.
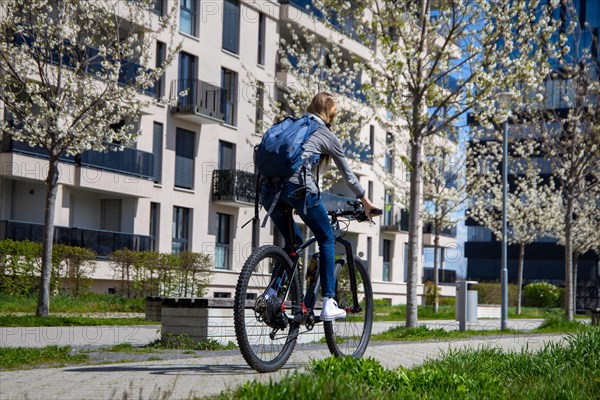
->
[152, 122, 163, 183]
[178, 52, 197, 107]
[385, 132, 394, 174]
[150, 202, 160, 251]
[403, 242, 409, 282]
[369, 125, 375, 156]
[100, 199, 121, 232]
[383, 190, 394, 226]
[180, 0, 198, 36]
[383, 239, 392, 282]
[154, 42, 166, 99]
[175, 128, 195, 189]
[153, 0, 164, 16]
[368, 181, 373, 201]
[255, 81, 264, 132]
[172, 206, 190, 253]
[221, 68, 238, 126]
[215, 213, 231, 270]
[218, 141, 235, 170]
[257, 13, 266, 65]
[222, 0, 240, 54]
[366, 237, 372, 273]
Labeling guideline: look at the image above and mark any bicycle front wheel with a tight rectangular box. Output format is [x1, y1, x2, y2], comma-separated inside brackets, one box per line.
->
[234, 245, 301, 373]
[323, 256, 373, 358]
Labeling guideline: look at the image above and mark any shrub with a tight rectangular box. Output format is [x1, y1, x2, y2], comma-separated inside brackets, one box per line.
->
[523, 282, 561, 308]
[108, 250, 214, 299]
[0, 239, 42, 296]
[424, 281, 440, 309]
[52, 245, 96, 296]
[473, 283, 518, 306]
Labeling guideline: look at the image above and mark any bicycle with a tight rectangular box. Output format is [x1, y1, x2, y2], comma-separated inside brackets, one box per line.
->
[233, 201, 382, 373]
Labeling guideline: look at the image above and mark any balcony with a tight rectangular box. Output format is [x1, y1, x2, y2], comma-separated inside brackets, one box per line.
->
[423, 223, 457, 238]
[422, 267, 456, 284]
[0, 220, 151, 257]
[3, 139, 154, 180]
[211, 169, 256, 207]
[381, 208, 409, 233]
[284, 0, 368, 47]
[321, 192, 358, 211]
[170, 79, 224, 124]
[343, 140, 372, 165]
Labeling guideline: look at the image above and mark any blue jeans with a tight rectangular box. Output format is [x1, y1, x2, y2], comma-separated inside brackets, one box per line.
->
[260, 181, 336, 298]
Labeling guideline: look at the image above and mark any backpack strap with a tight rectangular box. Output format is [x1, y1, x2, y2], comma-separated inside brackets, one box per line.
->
[261, 179, 284, 228]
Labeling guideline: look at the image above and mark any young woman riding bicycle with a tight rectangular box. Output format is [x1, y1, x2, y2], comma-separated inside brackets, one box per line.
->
[259, 92, 380, 321]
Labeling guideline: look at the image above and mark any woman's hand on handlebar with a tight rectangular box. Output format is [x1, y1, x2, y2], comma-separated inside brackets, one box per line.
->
[359, 195, 382, 221]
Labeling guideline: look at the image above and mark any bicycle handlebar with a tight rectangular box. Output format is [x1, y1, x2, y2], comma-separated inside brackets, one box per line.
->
[328, 201, 383, 222]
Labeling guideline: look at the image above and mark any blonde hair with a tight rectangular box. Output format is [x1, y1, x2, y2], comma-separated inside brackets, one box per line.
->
[307, 92, 337, 126]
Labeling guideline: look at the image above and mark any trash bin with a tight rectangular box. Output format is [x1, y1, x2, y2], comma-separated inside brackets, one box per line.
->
[456, 280, 478, 331]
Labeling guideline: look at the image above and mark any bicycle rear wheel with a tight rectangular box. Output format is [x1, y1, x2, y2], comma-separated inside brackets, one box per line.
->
[234, 245, 302, 373]
[323, 256, 373, 358]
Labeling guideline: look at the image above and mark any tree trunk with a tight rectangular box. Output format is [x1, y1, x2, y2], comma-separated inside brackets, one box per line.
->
[36, 155, 60, 317]
[517, 243, 525, 315]
[433, 226, 440, 313]
[406, 136, 423, 328]
[564, 196, 574, 321]
[573, 252, 579, 312]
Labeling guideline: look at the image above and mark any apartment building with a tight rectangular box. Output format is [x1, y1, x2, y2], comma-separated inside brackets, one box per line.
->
[0, 0, 458, 305]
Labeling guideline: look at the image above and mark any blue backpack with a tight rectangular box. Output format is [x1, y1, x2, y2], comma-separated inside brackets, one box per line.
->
[254, 115, 321, 178]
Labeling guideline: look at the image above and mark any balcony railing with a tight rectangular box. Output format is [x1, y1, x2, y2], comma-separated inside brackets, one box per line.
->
[3, 139, 154, 180]
[423, 223, 457, 238]
[79, 143, 154, 179]
[286, 0, 368, 46]
[343, 140, 372, 165]
[422, 267, 456, 284]
[321, 192, 357, 212]
[14, 35, 155, 96]
[170, 79, 224, 123]
[381, 208, 409, 232]
[0, 220, 151, 257]
[211, 169, 256, 205]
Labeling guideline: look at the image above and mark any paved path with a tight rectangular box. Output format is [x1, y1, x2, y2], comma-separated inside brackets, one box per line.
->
[0, 319, 547, 348]
[0, 333, 567, 400]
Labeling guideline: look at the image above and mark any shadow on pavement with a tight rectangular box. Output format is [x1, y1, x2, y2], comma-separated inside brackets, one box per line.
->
[65, 362, 304, 375]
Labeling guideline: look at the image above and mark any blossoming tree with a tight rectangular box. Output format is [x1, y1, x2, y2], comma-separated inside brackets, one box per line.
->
[0, 0, 180, 316]
[467, 135, 558, 314]
[312, 0, 558, 326]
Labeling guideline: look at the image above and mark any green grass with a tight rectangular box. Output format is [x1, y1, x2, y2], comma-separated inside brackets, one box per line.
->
[371, 325, 516, 342]
[0, 345, 89, 370]
[372, 312, 588, 342]
[146, 334, 237, 351]
[0, 315, 155, 327]
[214, 325, 600, 400]
[373, 300, 581, 322]
[0, 293, 145, 313]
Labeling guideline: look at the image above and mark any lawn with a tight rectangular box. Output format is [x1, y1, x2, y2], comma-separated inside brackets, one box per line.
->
[372, 301, 582, 321]
[214, 325, 600, 399]
[0, 293, 145, 314]
[0, 315, 155, 327]
[0, 346, 88, 370]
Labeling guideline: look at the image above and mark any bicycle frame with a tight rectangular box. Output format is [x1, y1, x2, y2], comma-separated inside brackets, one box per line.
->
[284, 226, 362, 322]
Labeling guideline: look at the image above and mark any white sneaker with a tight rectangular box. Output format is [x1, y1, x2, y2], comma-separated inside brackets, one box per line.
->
[320, 297, 346, 321]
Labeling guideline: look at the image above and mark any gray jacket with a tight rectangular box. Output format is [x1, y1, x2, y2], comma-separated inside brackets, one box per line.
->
[288, 114, 365, 198]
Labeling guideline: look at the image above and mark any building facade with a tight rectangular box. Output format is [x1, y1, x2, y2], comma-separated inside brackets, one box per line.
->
[0, 0, 458, 304]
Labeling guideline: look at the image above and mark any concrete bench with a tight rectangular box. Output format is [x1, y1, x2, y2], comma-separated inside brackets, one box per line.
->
[155, 297, 325, 345]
